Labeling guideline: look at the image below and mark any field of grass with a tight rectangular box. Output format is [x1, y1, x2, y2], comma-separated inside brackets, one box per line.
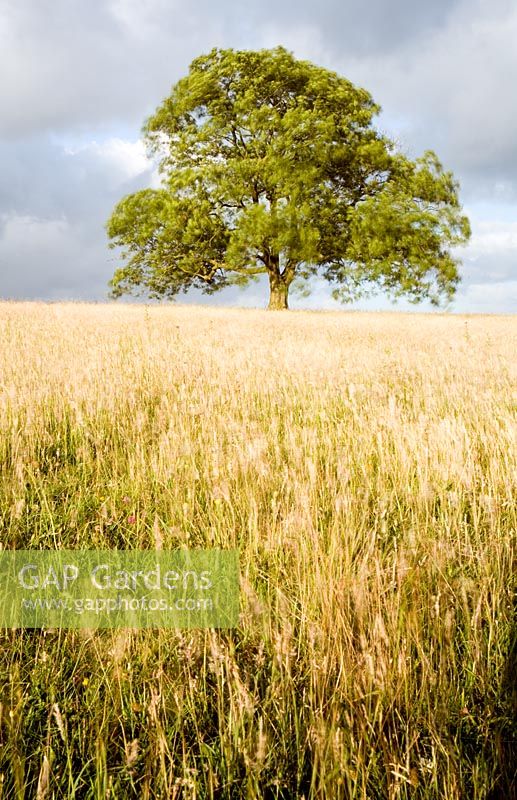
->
[0, 302, 515, 799]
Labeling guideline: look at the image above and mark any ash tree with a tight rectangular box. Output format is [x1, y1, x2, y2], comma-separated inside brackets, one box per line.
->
[106, 47, 471, 310]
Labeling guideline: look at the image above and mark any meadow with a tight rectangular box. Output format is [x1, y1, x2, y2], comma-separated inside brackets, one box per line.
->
[0, 302, 515, 799]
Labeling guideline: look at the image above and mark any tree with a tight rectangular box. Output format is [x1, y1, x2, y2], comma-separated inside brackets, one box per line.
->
[106, 47, 470, 310]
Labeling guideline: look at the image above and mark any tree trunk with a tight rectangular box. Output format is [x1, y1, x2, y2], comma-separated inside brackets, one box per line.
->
[268, 278, 289, 310]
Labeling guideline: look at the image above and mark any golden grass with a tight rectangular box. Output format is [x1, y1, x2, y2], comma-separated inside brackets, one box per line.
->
[0, 302, 516, 799]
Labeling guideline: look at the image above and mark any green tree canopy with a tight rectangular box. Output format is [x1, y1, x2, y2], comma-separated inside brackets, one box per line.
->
[106, 46, 471, 309]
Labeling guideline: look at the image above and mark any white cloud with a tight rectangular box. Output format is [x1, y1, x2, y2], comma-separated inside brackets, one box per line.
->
[457, 280, 517, 313]
[464, 221, 517, 257]
[457, 218, 517, 286]
[1, 214, 69, 253]
[65, 138, 151, 188]
[107, 0, 182, 40]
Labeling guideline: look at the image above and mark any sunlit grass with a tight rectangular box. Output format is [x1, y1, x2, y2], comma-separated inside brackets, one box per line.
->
[0, 302, 515, 799]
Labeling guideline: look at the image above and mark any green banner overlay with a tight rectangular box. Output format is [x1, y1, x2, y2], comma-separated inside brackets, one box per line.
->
[0, 550, 239, 628]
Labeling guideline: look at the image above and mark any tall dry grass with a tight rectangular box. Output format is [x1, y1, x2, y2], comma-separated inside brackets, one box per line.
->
[0, 302, 515, 799]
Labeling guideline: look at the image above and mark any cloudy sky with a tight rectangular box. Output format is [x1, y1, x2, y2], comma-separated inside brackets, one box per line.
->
[0, 0, 516, 312]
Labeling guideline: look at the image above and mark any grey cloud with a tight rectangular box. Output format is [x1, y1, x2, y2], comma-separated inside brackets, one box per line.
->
[0, 0, 463, 137]
[336, 0, 517, 196]
[2, 0, 515, 195]
[252, 0, 460, 57]
[0, 134, 154, 299]
[0, 134, 155, 221]
[0, 0, 228, 136]
[0, 0, 516, 308]
[0, 213, 109, 299]
[252, 0, 517, 196]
